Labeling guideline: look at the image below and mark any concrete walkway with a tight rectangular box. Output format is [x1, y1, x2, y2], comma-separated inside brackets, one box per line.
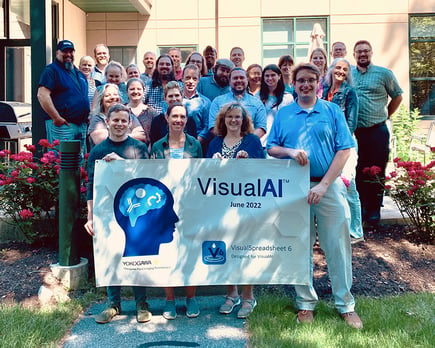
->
[63, 296, 247, 348]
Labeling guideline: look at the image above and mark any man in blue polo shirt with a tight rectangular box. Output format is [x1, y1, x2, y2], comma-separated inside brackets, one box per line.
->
[267, 63, 363, 330]
[209, 67, 266, 138]
[197, 58, 234, 102]
[37, 40, 89, 156]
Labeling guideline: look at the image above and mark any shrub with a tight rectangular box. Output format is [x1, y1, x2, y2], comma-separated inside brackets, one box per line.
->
[364, 153, 435, 243]
[391, 106, 420, 161]
[0, 140, 87, 244]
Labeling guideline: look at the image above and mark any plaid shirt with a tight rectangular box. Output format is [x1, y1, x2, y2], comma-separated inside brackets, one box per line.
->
[352, 64, 402, 128]
[144, 80, 183, 114]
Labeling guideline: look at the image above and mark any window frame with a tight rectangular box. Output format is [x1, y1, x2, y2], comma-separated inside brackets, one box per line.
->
[409, 14, 435, 119]
[261, 16, 329, 66]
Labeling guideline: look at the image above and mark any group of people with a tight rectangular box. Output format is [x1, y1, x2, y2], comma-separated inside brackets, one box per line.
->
[37, 38, 402, 329]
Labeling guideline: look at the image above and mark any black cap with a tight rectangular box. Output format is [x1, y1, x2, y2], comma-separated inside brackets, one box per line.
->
[56, 40, 75, 51]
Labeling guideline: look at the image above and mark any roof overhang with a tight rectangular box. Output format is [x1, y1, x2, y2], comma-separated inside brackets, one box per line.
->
[69, 0, 152, 15]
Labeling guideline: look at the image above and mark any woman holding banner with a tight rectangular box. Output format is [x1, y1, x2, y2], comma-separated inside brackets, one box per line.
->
[207, 102, 264, 318]
[151, 102, 202, 319]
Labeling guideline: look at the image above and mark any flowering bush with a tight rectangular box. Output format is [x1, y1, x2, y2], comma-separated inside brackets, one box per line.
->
[364, 155, 435, 243]
[0, 140, 88, 244]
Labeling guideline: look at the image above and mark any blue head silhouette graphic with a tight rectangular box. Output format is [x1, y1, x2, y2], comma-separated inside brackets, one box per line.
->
[114, 178, 179, 256]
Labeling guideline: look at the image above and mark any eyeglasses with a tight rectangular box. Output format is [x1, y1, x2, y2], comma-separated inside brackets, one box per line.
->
[355, 49, 371, 55]
[295, 78, 317, 84]
[225, 115, 242, 120]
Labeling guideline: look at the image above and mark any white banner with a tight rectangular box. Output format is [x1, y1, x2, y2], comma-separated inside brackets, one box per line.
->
[93, 159, 310, 287]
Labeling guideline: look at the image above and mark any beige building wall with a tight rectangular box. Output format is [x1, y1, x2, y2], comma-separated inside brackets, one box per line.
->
[81, 0, 435, 107]
[56, 0, 87, 59]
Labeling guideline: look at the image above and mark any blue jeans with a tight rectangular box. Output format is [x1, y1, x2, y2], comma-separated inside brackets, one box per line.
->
[45, 120, 87, 160]
[294, 178, 355, 314]
[107, 286, 148, 308]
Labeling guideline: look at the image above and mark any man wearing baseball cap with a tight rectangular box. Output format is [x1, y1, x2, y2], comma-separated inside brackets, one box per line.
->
[37, 39, 90, 157]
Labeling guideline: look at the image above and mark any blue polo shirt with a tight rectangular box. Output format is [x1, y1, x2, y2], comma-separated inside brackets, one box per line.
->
[209, 91, 267, 132]
[38, 60, 90, 124]
[197, 76, 230, 102]
[267, 98, 354, 177]
[183, 92, 212, 140]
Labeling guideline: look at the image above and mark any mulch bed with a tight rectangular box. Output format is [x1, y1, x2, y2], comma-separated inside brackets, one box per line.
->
[0, 223, 434, 307]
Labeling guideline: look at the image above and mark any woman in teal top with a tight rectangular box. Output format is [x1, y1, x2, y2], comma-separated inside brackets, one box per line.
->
[151, 102, 202, 320]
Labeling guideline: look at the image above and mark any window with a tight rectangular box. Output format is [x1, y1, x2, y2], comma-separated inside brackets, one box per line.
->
[410, 15, 435, 118]
[158, 45, 198, 65]
[262, 17, 328, 66]
[108, 46, 137, 67]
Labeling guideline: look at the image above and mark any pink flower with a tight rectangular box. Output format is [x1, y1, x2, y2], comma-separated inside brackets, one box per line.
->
[0, 150, 7, 158]
[385, 185, 391, 190]
[407, 189, 414, 197]
[52, 139, 60, 146]
[393, 157, 401, 163]
[390, 171, 397, 178]
[26, 177, 35, 184]
[80, 186, 87, 193]
[84, 153, 90, 160]
[11, 170, 19, 177]
[19, 209, 34, 219]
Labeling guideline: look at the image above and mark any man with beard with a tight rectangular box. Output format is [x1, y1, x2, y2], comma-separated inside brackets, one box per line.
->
[144, 54, 178, 114]
[208, 67, 266, 138]
[267, 63, 362, 329]
[352, 40, 403, 227]
[203, 45, 217, 76]
[197, 58, 234, 102]
[140, 51, 156, 83]
[37, 40, 89, 157]
[168, 47, 183, 81]
[92, 44, 110, 84]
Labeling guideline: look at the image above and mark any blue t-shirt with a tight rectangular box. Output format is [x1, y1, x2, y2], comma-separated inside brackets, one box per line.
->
[267, 98, 354, 177]
[38, 60, 90, 124]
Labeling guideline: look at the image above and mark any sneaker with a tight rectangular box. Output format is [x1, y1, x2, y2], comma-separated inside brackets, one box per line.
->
[351, 236, 365, 244]
[341, 311, 363, 329]
[95, 305, 120, 324]
[219, 295, 241, 314]
[186, 297, 200, 318]
[136, 302, 152, 323]
[237, 299, 257, 319]
[162, 300, 177, 320]
[297, 310, 314, 324]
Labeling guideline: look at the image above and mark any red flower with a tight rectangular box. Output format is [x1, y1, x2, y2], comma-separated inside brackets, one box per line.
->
[19, 209, 34, 219]
[341, 176, 350, 188]
[385, 185, 391, 190]
[407, 189, 414, 197]
[26, 177, 36, 184]
[390, 171, 397, 178]
[393, 157, 401, 163]
[11, 170, 19, 177]
[369, 166, 381, 176]
[38, 139, 54, 149]
[80, 186, 87, 193]
[24, 144, 36, 153]
[52, 139, 60, 146]
[84, 153, 90, 160]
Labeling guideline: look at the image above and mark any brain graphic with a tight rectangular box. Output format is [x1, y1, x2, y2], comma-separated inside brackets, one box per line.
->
[118, 184, 167, 227]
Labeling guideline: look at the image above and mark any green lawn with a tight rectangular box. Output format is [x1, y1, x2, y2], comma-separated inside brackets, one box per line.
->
[247, 292, 435, 348]
[0, 292, 433, 347]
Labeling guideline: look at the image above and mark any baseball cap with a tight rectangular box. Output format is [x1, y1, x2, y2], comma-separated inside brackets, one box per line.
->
[57, 40, 75, 51]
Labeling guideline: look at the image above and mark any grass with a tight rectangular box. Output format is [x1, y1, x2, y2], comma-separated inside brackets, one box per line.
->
[247, 292, 435, 348]
[0, 291, 433, 347]
[0, 292, 99, 348]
